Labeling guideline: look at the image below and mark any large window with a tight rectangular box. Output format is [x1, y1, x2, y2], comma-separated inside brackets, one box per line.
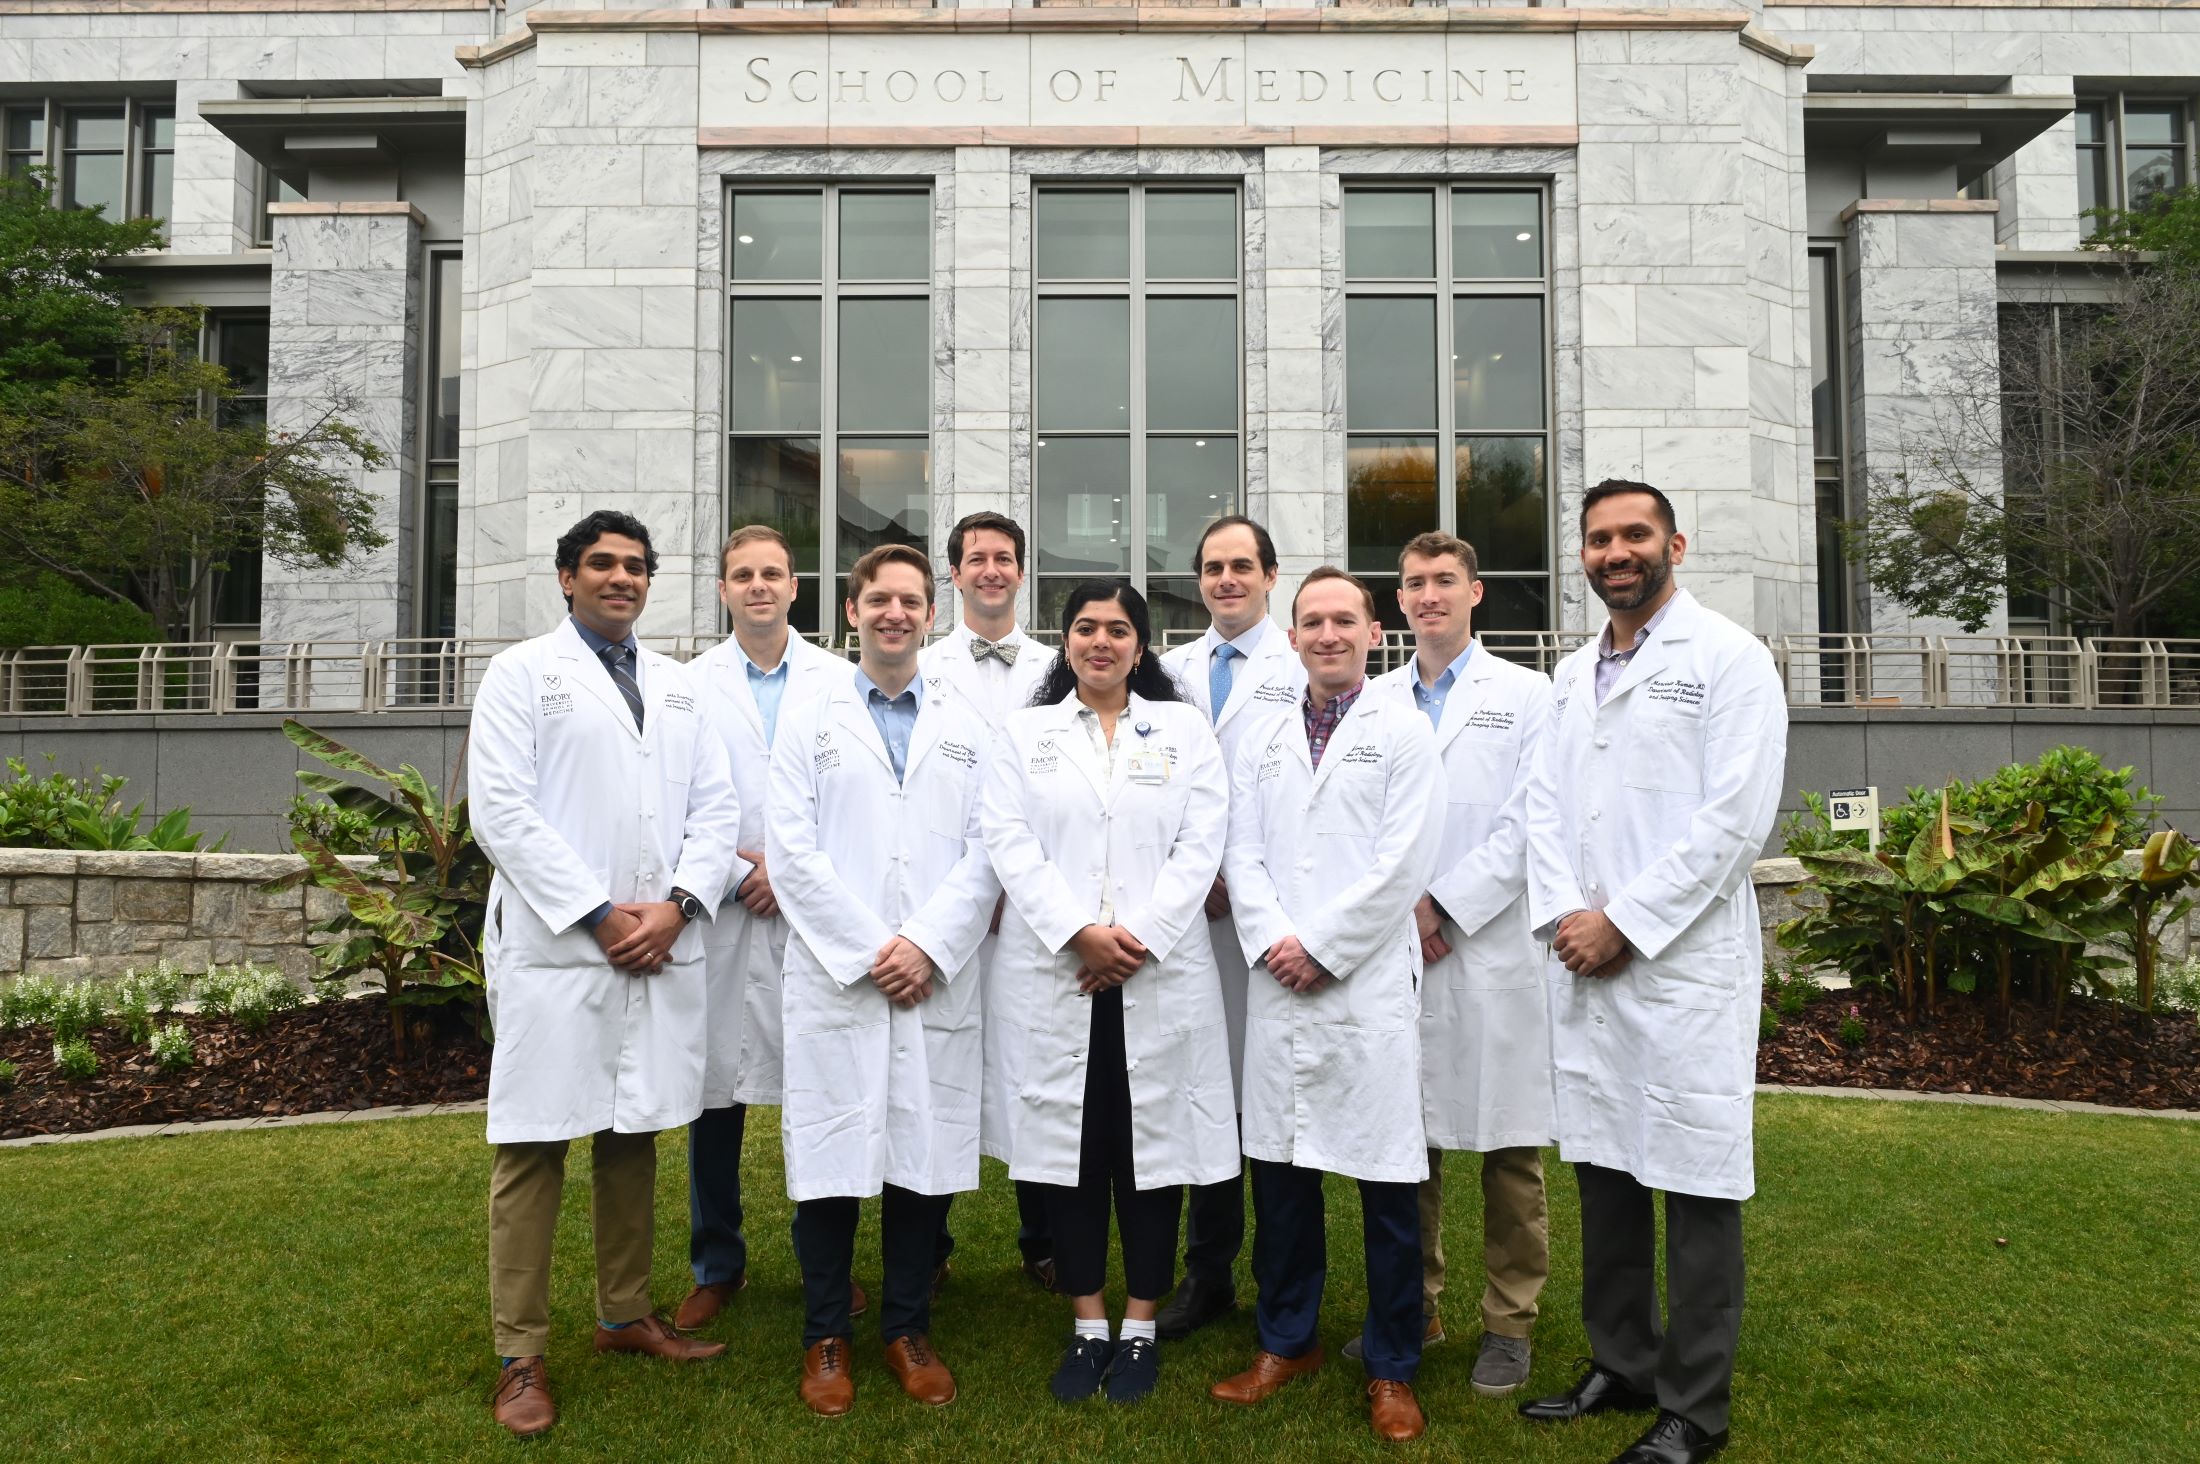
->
[0, 99, 175, 235]
[726, 186, 932, 634]
[419, 250, 462, 642]
[1032, 184, 1242, 634]
[1343, 185, 1550, 632]
[2076, 96, 2193, 234]
[206, 313, 269, 632]
[1808, 247, 1850, 642]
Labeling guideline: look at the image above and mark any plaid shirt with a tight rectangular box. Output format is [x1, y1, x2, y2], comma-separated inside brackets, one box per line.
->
[1302, 680, 1365, 770]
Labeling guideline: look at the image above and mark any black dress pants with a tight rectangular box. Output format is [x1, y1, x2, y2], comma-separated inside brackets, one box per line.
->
[1041, 986, 1183, 1301]
[790, 1184, 952, 1347]
[1575, 1162, 1745, 1434]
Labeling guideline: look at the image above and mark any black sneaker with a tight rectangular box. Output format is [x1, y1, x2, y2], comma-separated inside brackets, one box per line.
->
[1103, 1336, 1160, 1405]
[1050, 1334, 1115, 1402]
[1155, 1272, 1236, 1341]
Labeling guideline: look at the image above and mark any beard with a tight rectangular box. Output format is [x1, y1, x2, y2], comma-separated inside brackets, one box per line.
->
[1588, 544, 1673, 611]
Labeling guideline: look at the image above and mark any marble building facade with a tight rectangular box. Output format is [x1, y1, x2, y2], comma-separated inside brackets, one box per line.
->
[3, 0, 2192, 645]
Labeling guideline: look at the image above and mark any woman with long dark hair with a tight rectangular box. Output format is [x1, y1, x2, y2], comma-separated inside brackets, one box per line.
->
[980, 581, 1238, 1405]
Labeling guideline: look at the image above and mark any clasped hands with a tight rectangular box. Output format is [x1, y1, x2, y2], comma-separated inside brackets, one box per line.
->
[1553, 908, 1631, 980]
[1262, 935, 1335, 994]
[1070, 923, 1149, 995]
[594, 901, 687, 974]
[871, 935, 937, 1007]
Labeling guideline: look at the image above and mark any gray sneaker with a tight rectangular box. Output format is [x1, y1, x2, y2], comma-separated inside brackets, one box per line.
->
[1471, 1332, 1532, 1397]
[1342, 1315, 1443, 1363]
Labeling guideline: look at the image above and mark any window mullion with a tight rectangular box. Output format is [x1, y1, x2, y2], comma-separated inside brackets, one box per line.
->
[820, 188, 839, 618]
[2113, 92, 2128, 211]
[1435, 189, 1457, 538]
[1128, 187, 1148, 599]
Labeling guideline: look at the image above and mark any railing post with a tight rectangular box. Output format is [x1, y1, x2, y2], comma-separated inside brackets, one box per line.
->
[1928, 638, 1950, 707]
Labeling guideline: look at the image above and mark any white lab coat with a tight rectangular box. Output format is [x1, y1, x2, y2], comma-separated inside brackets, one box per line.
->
[982, 695, 1238, 1190]
[471, 620, 742, 1145]
[1372, 646, 1557, 1154]
[920, 622, 1055, 724]
[1523, 590, 1787, 1203]
[768, 670, 1001, 1202]
[1225, 689, 1442, 1184]
[1157, 619, 1306, 1099]
[688, 631, 846, 1108]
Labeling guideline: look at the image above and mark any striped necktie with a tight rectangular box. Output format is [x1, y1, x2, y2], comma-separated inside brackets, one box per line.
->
[598, 644, 644, 732]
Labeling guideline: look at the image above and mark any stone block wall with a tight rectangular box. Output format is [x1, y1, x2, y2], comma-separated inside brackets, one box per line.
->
[0, 850, 368, 985]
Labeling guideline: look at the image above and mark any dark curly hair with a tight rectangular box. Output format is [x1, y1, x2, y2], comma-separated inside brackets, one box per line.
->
[555, 510, 658, 609]
[1029, 580, 1185, 708]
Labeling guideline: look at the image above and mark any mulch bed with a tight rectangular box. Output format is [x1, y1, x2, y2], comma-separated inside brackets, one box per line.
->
[1758, 982, 2200, 1110]
[0, 994, 490, 1140]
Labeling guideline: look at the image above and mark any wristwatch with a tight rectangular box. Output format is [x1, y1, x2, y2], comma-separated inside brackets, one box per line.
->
[670, 887, 704, 923]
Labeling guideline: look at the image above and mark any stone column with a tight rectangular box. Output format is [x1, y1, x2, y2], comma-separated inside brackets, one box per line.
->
[947, 145, 1015, 624]
[1261, 144, 1326, 585]
[1840, 199, 2005, 636]
[169, 79, 254, 255]
[1991, 79, 2082, 254]
[260, 200, 423, 646]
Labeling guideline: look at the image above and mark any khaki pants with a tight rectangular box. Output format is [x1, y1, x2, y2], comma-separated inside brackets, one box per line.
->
[489, 1129, 658, 1358]
[1418, 1145, 1549, 1339]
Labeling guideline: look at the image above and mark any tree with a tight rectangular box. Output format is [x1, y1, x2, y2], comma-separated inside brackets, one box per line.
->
[1853, 187, 2200, 638]
[0, 171, 387, 643]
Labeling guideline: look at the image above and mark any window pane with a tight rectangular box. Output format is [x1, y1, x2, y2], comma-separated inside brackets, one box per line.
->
[1145, 190, 1237, 280]
[839, 192, 929, 282]
[1346, 436, 1437, 571]
[1146, 436, 1237, 577]
[730, 298, 821, 432]
[1146, 576, 1206, 637]
[2074, 103, 2104, 146]
[837, 438, 929, 568]
[66, 111, 124, 150]
[1346, 296, 1437, 431]
[838, 297, 928, 433]
[1037, 297, 1130, 431]
[1359, 574, 1407, 634]
[216, 317, 270, 396]
[1473, 575, 1549, 634]
[212, 547, 263, 627]
[1345, 190, 1434, 279]
[729, 437, 822, 574]
[5, 111, 43, 152]
[1452, 190, 1542, 279]
[2124, 104, 2182, 147]
[1455, 436, 1547, 573]
[1036, 435, 1132, 576]
[142, 150, 172, 226]
[1453, 297, 1544, 430]
[788, 577, 823, 638]
[143, 110, 175, 151]
[2127, 148, 2183, 210]
[1037, 189, 1129, 280]
[1808, 252, 1840, 460]
[1145, 296, 1236, 432]
[732, 191, 822, 281]
[422, 479, 459, 639]
[63, 152, 124, 216]
[2079, 146, 2109, 228]
[432, 255, 462, 460]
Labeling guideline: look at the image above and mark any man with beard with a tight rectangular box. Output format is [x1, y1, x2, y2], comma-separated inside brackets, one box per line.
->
[1518, 481, 1786, 1464]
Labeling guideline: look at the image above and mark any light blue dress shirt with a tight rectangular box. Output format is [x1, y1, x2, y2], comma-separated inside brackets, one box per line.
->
[568, 614, 641, 694]
[740, 647, 791, 746]
[1410, 641, 1476, 734]
[853, 667, 925, 783]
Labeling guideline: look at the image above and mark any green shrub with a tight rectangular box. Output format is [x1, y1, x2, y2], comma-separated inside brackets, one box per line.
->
[197, 963, 302, 1033]
[0, 974, 61, 1031]
[147, 1021, 195, 1072]
[0, 755, 217, 852]
[113, 961, 192, 1018]
[0, 572, 159, 648]
[48, 982, 107, 1043]
[51, 1036, 98, 1080]
[1759, 1006, 1780, 1040]
[1785, 747, 2160, 861]
[1839, 1005, 1867, 1048]
[0, 1057, 17, 1091]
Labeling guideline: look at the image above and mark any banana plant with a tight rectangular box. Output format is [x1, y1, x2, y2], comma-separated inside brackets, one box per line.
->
[261, 720, 489, 1058]
[2116, 830, 2200, 1016]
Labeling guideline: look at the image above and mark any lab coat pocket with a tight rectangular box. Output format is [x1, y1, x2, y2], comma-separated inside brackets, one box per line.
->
[1453, 732, 1514, 801]
[1636, 927, 1740, 1010]
[1621, 711, 1703, 798]
[1639, 1084, 1751, 1196]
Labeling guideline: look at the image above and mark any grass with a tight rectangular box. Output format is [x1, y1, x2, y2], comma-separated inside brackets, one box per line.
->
[1, 1096, 2195, 1463]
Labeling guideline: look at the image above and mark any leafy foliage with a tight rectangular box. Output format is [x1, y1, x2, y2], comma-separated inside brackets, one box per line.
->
[265, 720, 489, 1057]
[0, 755, 219, 852]
[194, 963, 303, 1033]
[0, 572, 160, 648]
[286, 790, 421, 858]
[0, 171, 164, 410]
[0, 1057, 16, 1091]
[0, 974, 61, 1032]
[50, 1036, 98, 1080]
[147, 1021, 195, 1072]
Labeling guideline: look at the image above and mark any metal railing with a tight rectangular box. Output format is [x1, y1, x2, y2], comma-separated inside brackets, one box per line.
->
[4, 633, 2198, 717]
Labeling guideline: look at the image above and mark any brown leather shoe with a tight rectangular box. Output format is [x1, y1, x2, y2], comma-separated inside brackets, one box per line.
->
[1211, 1346, 1325, 1405]
[1367, 1378, 1427, 1442]
[489, 1356, 555, 1438]
[800, 1337, 855, 1417]
[851, 1279, 868, 1318]
[883, 1333, 957, 1406]
[593, 1313, 728, 1361]
[673, 1273, 747, 1330]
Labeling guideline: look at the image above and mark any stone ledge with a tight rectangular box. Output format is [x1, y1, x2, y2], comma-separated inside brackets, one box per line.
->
[1839, 198, 2002, 223]
[696, 123, 1581, 148]
[514, 4, 1757, 35]
[267, 201, 430, 226]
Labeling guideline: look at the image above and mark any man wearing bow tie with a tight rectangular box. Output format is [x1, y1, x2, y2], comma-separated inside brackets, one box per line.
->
[917, 511, 1059, 1292]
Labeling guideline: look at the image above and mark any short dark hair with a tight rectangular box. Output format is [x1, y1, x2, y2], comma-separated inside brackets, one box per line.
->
[1398, 531, 1479, 581]
[846, 543, 936, 607]
[948, 511, 1026, 572]
[720, 524, 791, 579]
[1290, 565, 1378, 624]
[1192, 515, 1278, 576]
[556, 511, 658, 579]
[1580, 479, 1678, 536]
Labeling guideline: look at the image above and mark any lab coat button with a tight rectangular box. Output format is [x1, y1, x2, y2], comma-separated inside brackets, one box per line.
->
[1589, 809, 1601, 821]
[1594, 738, 1609, 749]
[1126, 1058, 1139, 1071]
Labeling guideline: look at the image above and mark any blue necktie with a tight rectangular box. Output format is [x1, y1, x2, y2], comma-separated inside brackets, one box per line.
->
[599, 645, 644, 732]
[1208, 643, 1240, 726]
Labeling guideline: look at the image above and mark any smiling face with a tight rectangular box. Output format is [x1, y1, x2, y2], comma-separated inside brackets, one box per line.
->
[848, 559, 935, 668]
[719, 537, 796, 636]
[559, 532, 651, 639]
[1066, 596, 1140, 702]
[1580, 491, 1685, 612]
[1397, 549, 1484, 655]
[1289, 576, 1382, 700]
[1197, 523, 1278, 640]
[949, 528, 1024, 621]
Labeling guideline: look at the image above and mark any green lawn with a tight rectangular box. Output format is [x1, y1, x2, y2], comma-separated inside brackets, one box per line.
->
[1, 1097, 2194, 1463]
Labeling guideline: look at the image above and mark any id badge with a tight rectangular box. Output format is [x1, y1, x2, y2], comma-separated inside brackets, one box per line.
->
[1128, 750, 1168, 785]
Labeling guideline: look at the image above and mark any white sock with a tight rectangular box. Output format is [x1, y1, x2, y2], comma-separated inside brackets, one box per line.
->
[1119, 1319, 1157, 1343]
[1075, 1316, 1113, 1341]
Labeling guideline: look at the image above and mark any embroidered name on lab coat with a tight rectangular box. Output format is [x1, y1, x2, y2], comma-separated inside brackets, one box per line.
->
[1465, 707, 1516, 732]
[664, 691, 697, 714]
[1338, 743, 1384, 767]
[939, 739, 979, 769]
[1254, 683, 1296, 705]
[1645, 677, 1707, 707]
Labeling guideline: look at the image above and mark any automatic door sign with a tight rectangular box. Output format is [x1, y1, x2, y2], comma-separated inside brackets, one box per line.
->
[1828, 786, 1880, 848]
